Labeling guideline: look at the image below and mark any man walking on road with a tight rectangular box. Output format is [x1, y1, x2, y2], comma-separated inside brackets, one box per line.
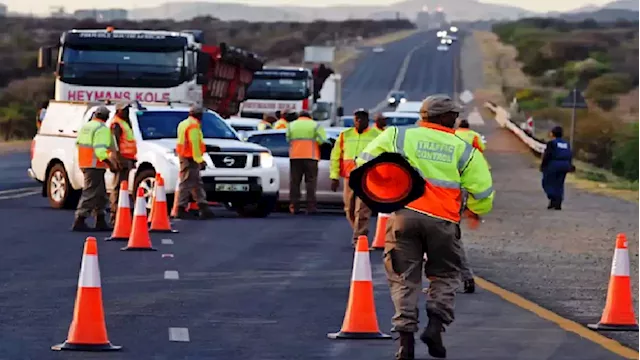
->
[175, 105, 214, 220]
[356, 95, 494, 359]
[108, 103, 138, 227]
[330, 109, 381, 246]
[374, 113, 387, 131]
[286, 110, 327, 214]
[72, 106, 121, 232]
[455, 119, 485, 153]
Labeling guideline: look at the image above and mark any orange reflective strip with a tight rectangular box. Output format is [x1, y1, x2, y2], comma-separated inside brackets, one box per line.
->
[289, 139, 320, 160]
[340, 159, 357, 177]
[406, 181, 462, 222]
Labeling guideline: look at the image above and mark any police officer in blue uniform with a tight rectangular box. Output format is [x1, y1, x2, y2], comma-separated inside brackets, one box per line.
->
[540, 126, 574, 210]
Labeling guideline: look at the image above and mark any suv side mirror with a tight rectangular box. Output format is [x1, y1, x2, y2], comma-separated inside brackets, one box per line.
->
[196, 50, 210, 83]
[337, 106, 344, 117]
[38, 46, 54, 69]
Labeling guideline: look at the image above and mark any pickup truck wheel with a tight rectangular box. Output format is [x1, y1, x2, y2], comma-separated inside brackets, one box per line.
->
[47, 163, 80, 209]
[235, 196, 277, 218]
[133, 168, 156, 210]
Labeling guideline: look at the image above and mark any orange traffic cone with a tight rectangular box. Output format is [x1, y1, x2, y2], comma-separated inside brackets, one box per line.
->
[121, 187, 157, 251]
[147, 174, 159, 223]
[370, 213, 390, 250]
[52, 237, 121, 351]
[105, 181, 132, 241]
[328, 235, 391, 340]
[150, 175, 178, 234]
[588, 233, 639, 331]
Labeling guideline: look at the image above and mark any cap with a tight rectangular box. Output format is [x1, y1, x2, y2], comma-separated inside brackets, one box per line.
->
[420, 94, 462, 117]
[94, 106, 110, 120]
[189, 104, 204, 117]
[354, 108, 369, 116]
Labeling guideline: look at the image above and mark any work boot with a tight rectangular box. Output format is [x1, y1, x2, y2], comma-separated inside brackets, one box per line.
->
[420, 316, 447, 359]
[547, 200, 554, 209]
[463, 278, 476, 294]
[198, 203, 215, 220]
[94, 215, 113, 232]
[175, 207, 193, 220]
[71, 216, 91, 232]
[395, 331, 415, 360]
[553, 200, 562, 210]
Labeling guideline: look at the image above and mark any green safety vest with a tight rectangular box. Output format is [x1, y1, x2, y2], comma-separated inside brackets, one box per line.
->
[330, 126, 381, 179]
[286, 117, 327, 160]
[76, 119, 112, 169]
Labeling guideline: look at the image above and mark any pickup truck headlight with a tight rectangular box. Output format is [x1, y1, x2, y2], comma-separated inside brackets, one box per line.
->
[260, 152, 274, 168]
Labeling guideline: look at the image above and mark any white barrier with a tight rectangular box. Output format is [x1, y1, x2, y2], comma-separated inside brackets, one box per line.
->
[484, 102, 546, 155]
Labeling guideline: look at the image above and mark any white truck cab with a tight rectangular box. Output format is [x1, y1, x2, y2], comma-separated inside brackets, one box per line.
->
[29, 101, 280, 217]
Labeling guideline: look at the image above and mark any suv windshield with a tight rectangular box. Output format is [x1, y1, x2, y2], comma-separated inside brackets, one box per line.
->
[137, 111, 238, 140]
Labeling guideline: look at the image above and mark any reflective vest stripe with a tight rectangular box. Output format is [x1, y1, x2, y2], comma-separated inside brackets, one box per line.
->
[274, 119, 287, 129]
[334, 127, 381, 178]
[288, 120, 322, 160]
[110, 118, 137, 160]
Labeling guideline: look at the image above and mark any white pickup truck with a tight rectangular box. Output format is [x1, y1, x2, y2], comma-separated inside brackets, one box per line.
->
[29, 101, 280, 217]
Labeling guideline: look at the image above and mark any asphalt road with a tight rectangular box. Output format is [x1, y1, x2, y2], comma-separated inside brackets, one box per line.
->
[0, 150, 32, 191]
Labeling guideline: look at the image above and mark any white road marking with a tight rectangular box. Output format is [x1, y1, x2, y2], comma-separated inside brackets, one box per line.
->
[162, 253, 174, 258]
[161, 239, 174, 245]
[0, 187, 39, 195]
[168, 327, 190, 342]
[164, 270, 179, 280]
[0, 189, 40, 200]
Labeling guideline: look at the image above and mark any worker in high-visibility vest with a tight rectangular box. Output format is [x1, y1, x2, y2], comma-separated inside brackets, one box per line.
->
[355, 95, 494, 359]
[257, 113, 277, 131]
[373, 112, 387, 131]
[330, 109, 381, 247]
[286, 110, 327, 214]
[273, 110, 294, 130]
[72, 106, 121, 232]
[455, 119, 485, 152]
[108, 103, 138, 226]
[175, 105, 214, 220]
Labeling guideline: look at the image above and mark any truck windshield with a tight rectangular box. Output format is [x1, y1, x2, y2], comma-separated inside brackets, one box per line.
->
[60, 47, 186, 87]
[137, 111, 239, 140]
[246, 78, 308, 101]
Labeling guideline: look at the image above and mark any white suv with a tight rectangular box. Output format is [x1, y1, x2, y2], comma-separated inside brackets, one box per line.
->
[29, 101, 280, 217]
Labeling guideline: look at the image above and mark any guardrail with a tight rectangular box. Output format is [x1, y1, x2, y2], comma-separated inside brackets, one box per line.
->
[484, 101, 547, 155]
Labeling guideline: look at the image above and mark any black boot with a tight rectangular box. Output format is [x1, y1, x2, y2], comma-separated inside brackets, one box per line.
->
[463, 278, 475, 294]
[175, 207, 193, 220]
[94, 215, 113, 232]
[420, 316, 447, 358]
[553, 199, 562, 210]
[71, 216, 91, 232]
[198, 203, 215, 220]
[547, 200, 554, 209]
[395, 331, 415, 360]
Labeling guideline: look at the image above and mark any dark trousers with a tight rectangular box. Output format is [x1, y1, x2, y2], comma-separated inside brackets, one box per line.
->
[75, 168, 108, 219]
[109, 160, 133, 223]
[178, 157, 207, 208]
[289, 159, 318, 212]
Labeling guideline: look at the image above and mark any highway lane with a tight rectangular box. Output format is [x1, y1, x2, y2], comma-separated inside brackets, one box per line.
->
[0, 195, 632, 359]
[0, 150, 32, 191]
[341, 30, 436, 113]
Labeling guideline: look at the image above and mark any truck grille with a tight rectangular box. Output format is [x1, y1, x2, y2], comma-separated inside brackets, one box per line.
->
[209, 154, 247, 168]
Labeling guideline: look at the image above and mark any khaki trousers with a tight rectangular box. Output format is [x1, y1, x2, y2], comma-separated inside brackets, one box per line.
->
[177, 157, 207, 208]
[343, 183, 372, 244]
[75, 168, 108, 219]
[384, 209, 463, 332]
[109, 159, 133, 223]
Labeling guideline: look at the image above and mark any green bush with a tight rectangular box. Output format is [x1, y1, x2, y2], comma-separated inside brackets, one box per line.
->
[612, 123, 639, 181]
[585, 73, 634, 98]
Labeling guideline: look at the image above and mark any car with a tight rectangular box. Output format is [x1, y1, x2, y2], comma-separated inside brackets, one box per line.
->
[29, 101, 280, 217]
[245, 128, 348, 208]
[381, 111, 421, 127]
[437, 45, 449, 52]
[372, 46, 385, 53]
[395, 101, 422, 113]
[338, 115, 354, 127]
[225, 116, 261, 140]
[387, 90, 408, 108]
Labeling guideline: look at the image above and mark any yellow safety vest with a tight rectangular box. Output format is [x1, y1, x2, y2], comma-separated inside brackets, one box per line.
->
[285, 117, 327, 160]
[330, 126, 381, 179]
[76, 119, 111, 169]
[273, 119, 288, 130]
[356, 122, 494, 223]
[176, 117, 206, 163]
[455, 128, 485, 152]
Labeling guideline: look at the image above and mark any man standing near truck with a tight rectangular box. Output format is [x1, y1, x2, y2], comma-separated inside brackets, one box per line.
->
[108, 103, 138, 227]
[72, 106, 121, 232]
[175, 105, 215, 220]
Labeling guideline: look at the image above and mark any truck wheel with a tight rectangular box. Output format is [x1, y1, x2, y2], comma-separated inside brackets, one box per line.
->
[235, 196, 277, 218]
[47, 163, 80, 209]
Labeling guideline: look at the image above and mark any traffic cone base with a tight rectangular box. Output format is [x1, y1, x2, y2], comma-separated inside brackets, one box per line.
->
[588, 234, 638, 332]
[328, 236, 391, 340]
[52, 341, 122, 351]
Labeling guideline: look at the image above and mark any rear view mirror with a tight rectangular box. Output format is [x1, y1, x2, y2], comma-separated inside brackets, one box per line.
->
[38, 46, 54, 69]
[196, 50, 210, 81]
[337, 106, 344, 117]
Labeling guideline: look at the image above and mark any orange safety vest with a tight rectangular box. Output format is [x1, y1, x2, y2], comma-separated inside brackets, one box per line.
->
[77, 119, 110, 169]
[110, 117, 138, 160]
[287, 117, 326, 160]
[274, 118, 288, 130]
[176, 117, 206, 159]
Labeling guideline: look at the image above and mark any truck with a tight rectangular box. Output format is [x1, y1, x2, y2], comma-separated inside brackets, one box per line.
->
[238, 66, 315, 119]
[314, 73, 343, 127]
[37, 27, 264, 118]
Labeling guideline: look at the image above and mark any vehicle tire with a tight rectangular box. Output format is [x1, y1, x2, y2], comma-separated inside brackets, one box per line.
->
[47, 163, 80, 209]
[235, 196, 277, 218]
[133, 168, 156, 210]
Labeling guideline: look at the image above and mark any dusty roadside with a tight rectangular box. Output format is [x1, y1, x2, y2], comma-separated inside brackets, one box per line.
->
[461, 32, 639, 350]
[0, 140, 30, 155]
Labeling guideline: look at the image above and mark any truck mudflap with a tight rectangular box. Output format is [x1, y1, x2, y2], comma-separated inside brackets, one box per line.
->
[200, 44, 265, 119]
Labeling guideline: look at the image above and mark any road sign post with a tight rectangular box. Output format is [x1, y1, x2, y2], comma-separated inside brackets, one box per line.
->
[560, 88, 588, 150]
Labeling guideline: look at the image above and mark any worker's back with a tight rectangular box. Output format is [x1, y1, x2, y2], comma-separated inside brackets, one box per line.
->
[287, 117, 324, 160]
[455, 128, 485, 152]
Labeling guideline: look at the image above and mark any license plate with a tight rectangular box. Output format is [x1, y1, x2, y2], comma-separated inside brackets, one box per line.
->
[215, 183, 250, 192]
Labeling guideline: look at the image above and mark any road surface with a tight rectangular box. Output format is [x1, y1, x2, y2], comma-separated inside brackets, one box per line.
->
[0, 32, 637, 359]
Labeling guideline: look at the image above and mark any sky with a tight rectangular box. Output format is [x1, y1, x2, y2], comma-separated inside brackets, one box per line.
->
[6, 0, 617, 16]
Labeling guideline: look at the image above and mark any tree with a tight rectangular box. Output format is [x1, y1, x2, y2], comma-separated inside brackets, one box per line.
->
[0, 103, 25, 141]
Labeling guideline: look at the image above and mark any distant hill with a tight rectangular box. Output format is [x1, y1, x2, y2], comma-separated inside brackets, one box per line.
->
[130, 0, 534, 22]
[558, 9, 639, 22]
[603, 0, 639, 11]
